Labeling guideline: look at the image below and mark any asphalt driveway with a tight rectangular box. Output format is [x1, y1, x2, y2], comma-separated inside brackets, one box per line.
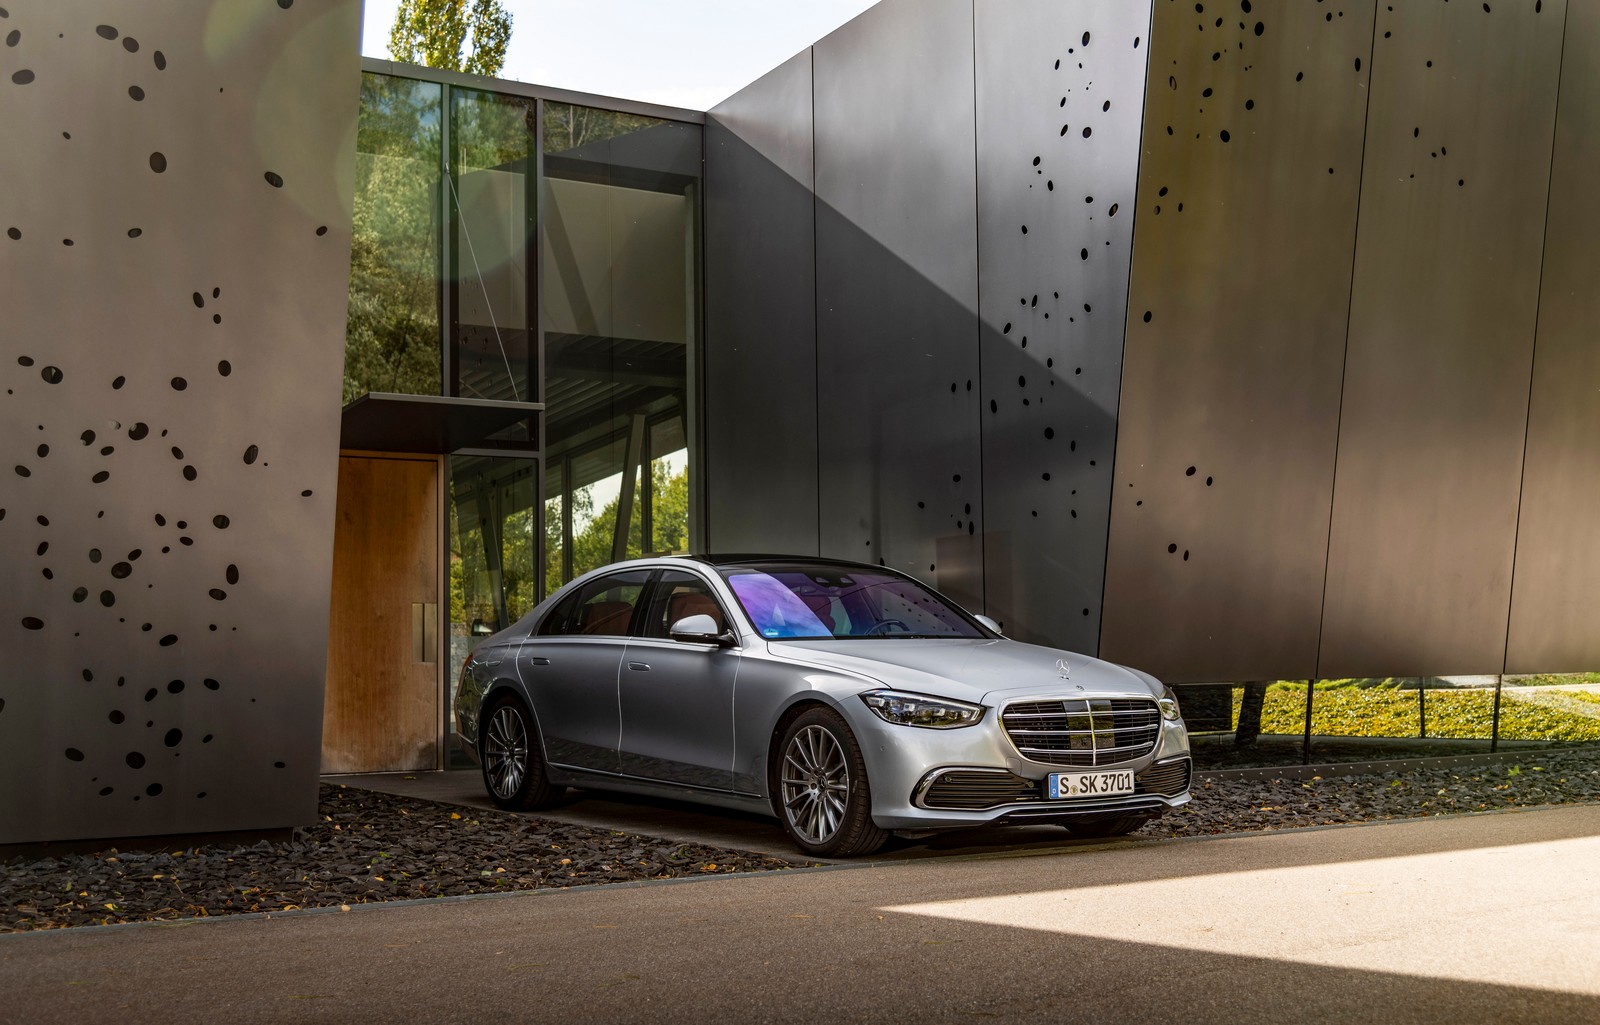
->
[3, 804, 1597, 1025]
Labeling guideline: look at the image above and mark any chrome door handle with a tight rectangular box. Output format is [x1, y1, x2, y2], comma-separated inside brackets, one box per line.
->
[526, 656, 550, 666]
[627, 662, 651, 672]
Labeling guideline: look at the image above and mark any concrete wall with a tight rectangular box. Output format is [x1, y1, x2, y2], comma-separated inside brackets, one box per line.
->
[0, 0, 360, 843]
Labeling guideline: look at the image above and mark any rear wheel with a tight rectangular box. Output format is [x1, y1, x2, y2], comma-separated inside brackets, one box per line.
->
[481, 694, 563, 811]
[1066, 814, 1152, 839]
[775, 707, 888, 858]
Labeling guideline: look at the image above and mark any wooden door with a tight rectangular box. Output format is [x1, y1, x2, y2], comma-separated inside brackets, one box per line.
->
[322, 453, 441, 773]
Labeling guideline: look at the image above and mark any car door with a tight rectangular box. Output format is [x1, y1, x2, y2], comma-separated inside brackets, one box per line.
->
[516, 569, 651, 775]
[617, 569, 739, 791]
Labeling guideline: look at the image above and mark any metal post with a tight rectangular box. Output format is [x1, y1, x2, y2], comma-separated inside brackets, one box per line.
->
[1491, 674, 1503, 753]
[1301, 680, 1315, 765]
[612, 414, 647, 564]
[1418, 677, 1427, 738]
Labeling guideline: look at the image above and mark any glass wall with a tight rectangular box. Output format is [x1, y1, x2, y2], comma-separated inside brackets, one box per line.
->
[347, 69, 704, 765]
[450, 88, 535, 406]
[345, 73, 443, 403]
[540, 102, 701, 589]
[447, 454, 538, 761]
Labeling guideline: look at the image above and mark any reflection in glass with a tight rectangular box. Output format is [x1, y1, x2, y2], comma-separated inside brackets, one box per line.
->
[447, 454, 536, 763]
[1489, 673, 1600, 745]
[345, 73, 442, 403]
[1184, 673, 1600, 769]
[541, 103, 701, 587]
[450, 89, 534, 404]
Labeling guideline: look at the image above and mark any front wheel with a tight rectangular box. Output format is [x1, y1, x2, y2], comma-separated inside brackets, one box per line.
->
[480, 694, 563, 811]
[774, 707, 888, 858]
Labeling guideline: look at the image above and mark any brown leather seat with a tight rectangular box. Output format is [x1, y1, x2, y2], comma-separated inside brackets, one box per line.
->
[580, 600, 634, 635]
[668, 591, 724, 632]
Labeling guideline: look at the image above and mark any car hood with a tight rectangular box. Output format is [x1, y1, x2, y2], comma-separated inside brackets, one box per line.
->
[763, 637, 1160, 705]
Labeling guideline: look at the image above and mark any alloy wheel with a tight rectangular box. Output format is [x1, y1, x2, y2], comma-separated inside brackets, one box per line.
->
[484, 704, 529, 800]
[780, 724, 851, 845]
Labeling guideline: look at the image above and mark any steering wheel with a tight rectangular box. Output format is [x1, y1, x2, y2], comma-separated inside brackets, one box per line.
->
[865, 618, 910, 636]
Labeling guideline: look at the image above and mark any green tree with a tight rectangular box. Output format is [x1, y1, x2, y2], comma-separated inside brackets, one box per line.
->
[389, 0, 512, 77]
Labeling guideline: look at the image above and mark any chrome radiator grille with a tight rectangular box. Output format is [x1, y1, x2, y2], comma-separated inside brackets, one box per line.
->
[1001, 698, 1160, 767]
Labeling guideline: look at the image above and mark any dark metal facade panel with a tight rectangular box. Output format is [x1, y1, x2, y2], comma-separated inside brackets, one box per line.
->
[1506, 3, 1599, 674]
[975, 1, 1150, 652]
[811, 0, 983, 611]
[704, 50, 819, 556]
[0, 1, 359, 842]
[1319, 1, 1566, 678]
[1100, 1, 1375, 682]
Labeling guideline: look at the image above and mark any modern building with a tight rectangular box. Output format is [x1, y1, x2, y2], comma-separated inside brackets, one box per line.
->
[3, 0, 1597, 845]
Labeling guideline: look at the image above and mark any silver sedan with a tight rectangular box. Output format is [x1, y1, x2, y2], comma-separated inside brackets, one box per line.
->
[454, 555, 1191, 857]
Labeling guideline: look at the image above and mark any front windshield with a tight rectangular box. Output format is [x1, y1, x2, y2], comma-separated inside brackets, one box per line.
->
[720, 564, 988, 640]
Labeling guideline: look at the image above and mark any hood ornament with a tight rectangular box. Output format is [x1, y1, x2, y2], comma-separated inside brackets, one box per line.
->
[1054, 657, 1071, 679]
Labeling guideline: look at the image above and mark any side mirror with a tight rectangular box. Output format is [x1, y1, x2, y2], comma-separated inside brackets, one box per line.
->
[974, 614, 1003, 635]
[669, 614, 736, 647]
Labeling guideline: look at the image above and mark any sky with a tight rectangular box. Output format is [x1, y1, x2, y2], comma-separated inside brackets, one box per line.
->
[360, 0, 880, 111]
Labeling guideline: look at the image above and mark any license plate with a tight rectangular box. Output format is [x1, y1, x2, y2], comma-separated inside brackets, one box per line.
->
[1048, 770, 1135, 799]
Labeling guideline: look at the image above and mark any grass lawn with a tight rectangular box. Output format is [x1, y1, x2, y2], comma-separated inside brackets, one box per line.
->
[1233, 684, 1600, 742]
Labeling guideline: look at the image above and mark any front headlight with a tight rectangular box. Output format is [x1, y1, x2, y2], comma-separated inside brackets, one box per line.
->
[1158, 686, 1182, 722]
[860, 690, 984, 729]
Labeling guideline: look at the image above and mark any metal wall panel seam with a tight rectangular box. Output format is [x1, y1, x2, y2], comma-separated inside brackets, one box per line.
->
[1096, 0, 1157, 661]
[1311, 0, 1383, 681]
[1500, 0, 1574, 676]
[812, 44, 823, 557]
[972, 0, 985, 614]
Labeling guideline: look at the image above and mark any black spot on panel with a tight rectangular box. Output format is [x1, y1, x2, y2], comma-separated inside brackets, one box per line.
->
[263, 171, 283, 188]
[95, 25, 118, 40]
[149, 152, 166, 173]
[11, 69, 35, 85]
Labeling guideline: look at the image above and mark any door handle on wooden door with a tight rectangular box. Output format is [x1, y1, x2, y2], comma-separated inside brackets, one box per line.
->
[411, 602, 438, 663]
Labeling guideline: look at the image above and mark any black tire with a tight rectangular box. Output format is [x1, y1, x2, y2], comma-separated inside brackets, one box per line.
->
[1066, 814, 1153, 839]
[773, 706, 889, 858]
[480, 694, 563, 811]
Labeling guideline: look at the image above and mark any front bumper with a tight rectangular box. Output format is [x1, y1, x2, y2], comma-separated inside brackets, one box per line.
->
[842, 699, 1192, 831]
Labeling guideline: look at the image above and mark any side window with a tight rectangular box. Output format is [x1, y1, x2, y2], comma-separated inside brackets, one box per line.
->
[642, 571, 729, 639]
[538, 571, 651, 637]
[535, 588, 585, 636]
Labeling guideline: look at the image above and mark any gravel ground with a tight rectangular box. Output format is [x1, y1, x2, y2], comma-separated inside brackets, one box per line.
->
[1147, 746, 1600, 837]
[5, 747, 1598, 932]
[1, 785, 796, 932]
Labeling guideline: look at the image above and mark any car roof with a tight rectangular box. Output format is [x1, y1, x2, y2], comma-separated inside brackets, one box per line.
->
[677, 553, 896, 574]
